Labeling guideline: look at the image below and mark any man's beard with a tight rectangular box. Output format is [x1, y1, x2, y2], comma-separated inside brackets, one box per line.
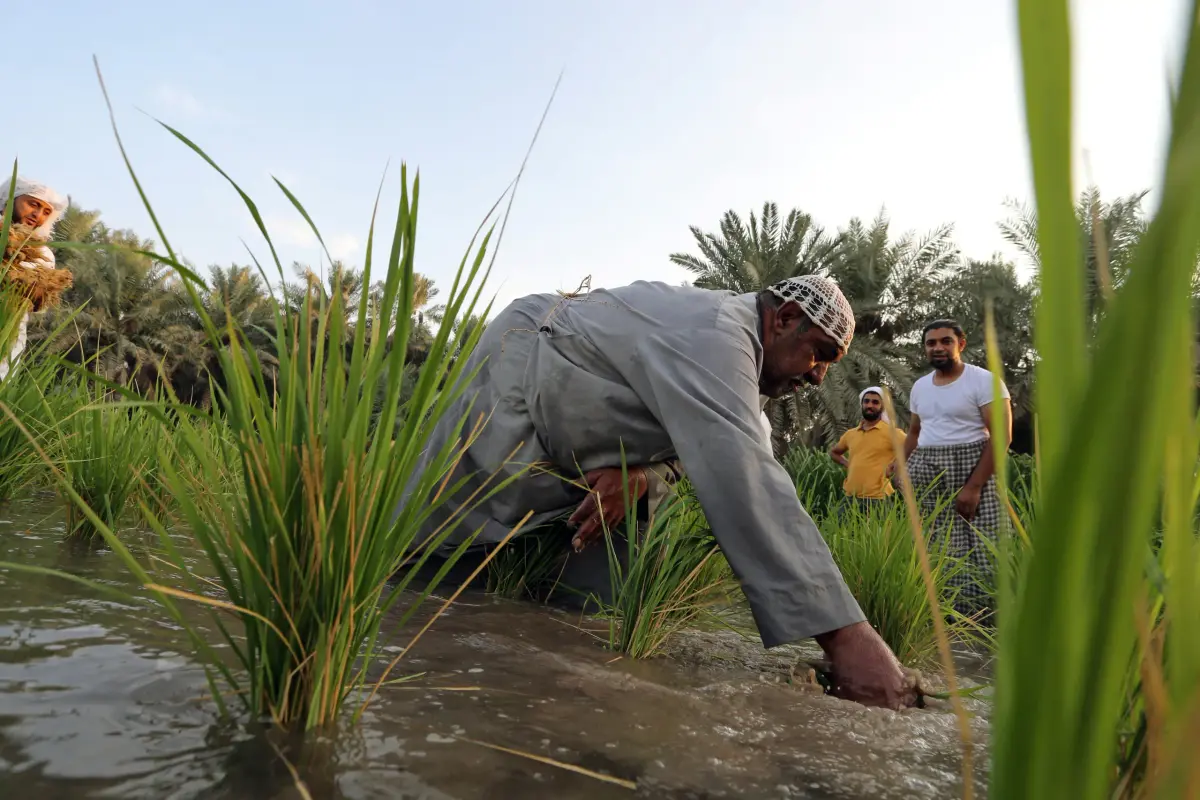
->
[929, 355, 957, 372]
[862, 409, 881, 421]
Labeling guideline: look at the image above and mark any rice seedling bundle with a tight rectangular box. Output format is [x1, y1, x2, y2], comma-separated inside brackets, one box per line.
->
[601, 480, 738, 659]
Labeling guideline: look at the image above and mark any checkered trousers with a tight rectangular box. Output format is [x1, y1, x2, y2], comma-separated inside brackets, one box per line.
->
[907, 439, 1003, 614]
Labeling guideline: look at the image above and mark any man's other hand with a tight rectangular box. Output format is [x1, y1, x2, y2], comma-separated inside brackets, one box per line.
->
[815, 621, 920, 710]
[568, 466, 649, 552]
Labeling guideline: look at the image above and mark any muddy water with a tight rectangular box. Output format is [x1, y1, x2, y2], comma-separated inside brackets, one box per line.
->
[0, 495, 992, 799]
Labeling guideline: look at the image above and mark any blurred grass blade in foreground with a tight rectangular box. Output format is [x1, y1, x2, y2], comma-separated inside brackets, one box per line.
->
[993, 0, 1200, 797]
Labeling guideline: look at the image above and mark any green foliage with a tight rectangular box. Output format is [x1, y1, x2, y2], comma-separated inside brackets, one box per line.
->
[598, 480, 739, 659]
[133, 154, 508, 729]
[818, 498, 978, 668]
[51, 376, 157, 538]
[669, 202, 839, 292]
[780, 445, 847, 521]
[992, 2, 1200, 798]
[485, 528, 564, 600]
[1005, 452, 1039, 527]
[29, 208, 446, 406]
[0, 352, 64, 501]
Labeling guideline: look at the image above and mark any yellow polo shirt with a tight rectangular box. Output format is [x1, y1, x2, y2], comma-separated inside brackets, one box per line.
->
[835, 422, 906, 499]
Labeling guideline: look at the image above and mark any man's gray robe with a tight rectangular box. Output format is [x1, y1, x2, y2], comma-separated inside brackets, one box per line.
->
[404, 280, 864, 647]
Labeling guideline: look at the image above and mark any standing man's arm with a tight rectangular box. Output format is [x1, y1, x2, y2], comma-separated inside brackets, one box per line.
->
[903, 414, 921, 460]
[955, 398, 1013, 520]
[887, 427, 906, 478]
[829, 434, 851, 468]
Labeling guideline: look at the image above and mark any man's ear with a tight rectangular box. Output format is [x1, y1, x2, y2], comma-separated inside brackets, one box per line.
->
[775, 300, 804, 331]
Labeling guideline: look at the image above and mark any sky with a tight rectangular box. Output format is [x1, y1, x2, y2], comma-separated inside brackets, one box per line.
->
[21, 0, 1189, 315]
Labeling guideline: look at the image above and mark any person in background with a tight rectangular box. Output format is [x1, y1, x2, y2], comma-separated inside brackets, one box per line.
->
[903, 319, 1011, 618]
[396, 275, 922, 710]
[0, 176, 69, 380]
[829, 386, 906, 512]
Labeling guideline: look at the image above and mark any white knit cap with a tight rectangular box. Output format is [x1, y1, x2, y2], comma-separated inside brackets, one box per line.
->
[767, 275, 855, 350]
[0, 176, 67, 238]
[859, 385, 890, 423]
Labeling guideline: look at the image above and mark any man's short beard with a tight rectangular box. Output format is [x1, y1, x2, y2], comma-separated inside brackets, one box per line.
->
[930, 356, 958, 372]
[862, 409, 881, 421]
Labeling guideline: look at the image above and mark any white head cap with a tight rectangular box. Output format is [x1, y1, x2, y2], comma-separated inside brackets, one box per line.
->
[1, 176, 68, 238]
[767, 275, 855, 351]
[859, 385, 890, 423]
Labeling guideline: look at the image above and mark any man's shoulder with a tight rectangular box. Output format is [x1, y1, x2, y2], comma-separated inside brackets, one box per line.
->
[962, 363, 993, 379]
[911, 372, 936, 393]
[962, 363, 1007, 392]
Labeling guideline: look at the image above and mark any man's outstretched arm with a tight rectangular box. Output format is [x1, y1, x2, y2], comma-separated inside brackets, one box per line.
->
[622, 329, 917, 709]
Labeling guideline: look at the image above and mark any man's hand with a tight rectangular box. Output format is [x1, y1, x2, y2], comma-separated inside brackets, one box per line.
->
[568, 467, 649, 552]
[955, 484, 982, 521]
[814, 621, 919, 710]
[885, 461, 896, 479]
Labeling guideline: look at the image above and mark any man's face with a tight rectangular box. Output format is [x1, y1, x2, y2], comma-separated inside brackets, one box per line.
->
[861, 392, 882, 421]
[11, 195, 53, 229]
[924, 327, 964, 371]
[760, 302, 844, 399]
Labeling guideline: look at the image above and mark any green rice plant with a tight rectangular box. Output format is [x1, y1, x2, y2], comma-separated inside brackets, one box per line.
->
[0, 64, 536, 731]
[781, 445, 846, 522]
[485, 527, 565, 600]
[0, 345, 63, 501]
[991, 0, 1200, 797]
[818, 497, 980, 668]
[51, 374, 157, 538]
[135, 165, 516, 729]
[1005, 452, 1038, 527]
[598, 478, 739, 659]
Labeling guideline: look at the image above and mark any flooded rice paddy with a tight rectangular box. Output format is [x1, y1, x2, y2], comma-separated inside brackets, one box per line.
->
[0, 493, 992, 798]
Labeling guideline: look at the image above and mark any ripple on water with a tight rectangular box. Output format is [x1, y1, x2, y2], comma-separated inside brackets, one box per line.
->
[0, 496, 990, 798]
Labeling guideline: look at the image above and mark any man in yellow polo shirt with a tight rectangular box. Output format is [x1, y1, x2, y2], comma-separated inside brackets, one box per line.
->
[829, 386, 906, 509]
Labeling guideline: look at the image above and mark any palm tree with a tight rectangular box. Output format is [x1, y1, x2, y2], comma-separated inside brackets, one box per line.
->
[804, 212, 958, 436]
[763, 212, 959, 450]
[671, 203, 845, 454]
[669, 202, 839, 291]
[167, 264, 280, 408]
[33, 222, 191, 383]
[450, 312, 488, 359]
[999, 187, 1149, 332]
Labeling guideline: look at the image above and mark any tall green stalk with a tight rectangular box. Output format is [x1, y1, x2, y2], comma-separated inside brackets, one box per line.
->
[993, 1, 1200, 797]
[601, 479, 738, 659]
[52, 374, 157, 538]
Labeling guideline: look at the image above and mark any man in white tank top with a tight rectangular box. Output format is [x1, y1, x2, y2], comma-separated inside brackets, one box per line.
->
[902, 319, 1012, 618]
